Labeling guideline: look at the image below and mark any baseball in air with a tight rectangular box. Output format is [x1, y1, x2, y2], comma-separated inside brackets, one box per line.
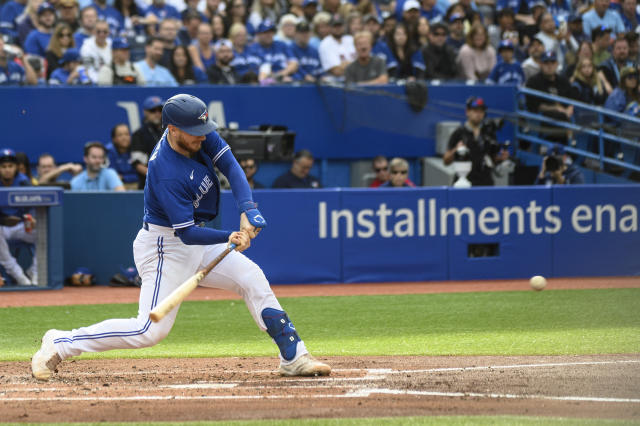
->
[529, 275, 547, 291]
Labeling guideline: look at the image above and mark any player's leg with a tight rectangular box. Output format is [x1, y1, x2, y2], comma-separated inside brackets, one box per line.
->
[32, 230, 204, 380]
[198, 244, 330, 376]
[0, 225, 32, 285]
[5, 222, 37, 282]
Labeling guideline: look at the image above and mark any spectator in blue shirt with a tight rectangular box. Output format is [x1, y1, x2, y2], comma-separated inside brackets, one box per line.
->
[618, 0, 640, 32]
[487, 39, 525, 85]
[364, 14, 395, 64]
[105, 123, 138, 190]
[291, 21, 323, 82]
[0, 0, 26, 41]
[91, 0, 123, 35]
[16, 0, 41, 46]
[228, 22, 259, 81]
[0, 37, 37, 85]
[48, 47, 92, 84]
[247, 19, 298, 84]
[134, 36, 178, 86]
[23, 2, 56, 57]
[145, 0, 180, 22]
[70, 142, 125, 191]
[583, 0, 625, 38]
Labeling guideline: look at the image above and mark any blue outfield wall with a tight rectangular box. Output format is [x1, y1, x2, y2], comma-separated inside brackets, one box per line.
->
[5, 84, 516, 164]
[63, 185, 639, 285]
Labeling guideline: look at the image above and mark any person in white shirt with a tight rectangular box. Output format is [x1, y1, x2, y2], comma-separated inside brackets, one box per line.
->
[79, 19, 112, 82]
[318, 14, 356, 81]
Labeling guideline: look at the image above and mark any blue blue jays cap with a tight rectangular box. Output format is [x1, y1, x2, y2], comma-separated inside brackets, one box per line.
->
[162, 94, 217, 136]
[143, 95, 164, 110]
[257, 19, 276, 33]
[540, 50, 557, 62]
[59, 47, 80, 64]
[0, 148, 17, 163]
[466, 96, 487, 110]
[37, 2, 55, 14]
[112, 37, 130, 49]
[498, 39, 514, 51]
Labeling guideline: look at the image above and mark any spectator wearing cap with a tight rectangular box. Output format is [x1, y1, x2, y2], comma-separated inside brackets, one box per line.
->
[276, 13, 298, 45]
[345, 30, 388, 84]
[131, 96, 163, 188]
[422, 21, 458, 79]
[73, 5, 97, 49]
[319, 13, 356, 80]
[618, 0, 640, 32]
[591, 25, 613, 66]
[0, 0, 27, 42]
[582, 0, 625, 38]
[49, 47, 92, 84]
[446, 13, 465, 53]
[302, 0, 318, 23]
[207, 39, 240, 84]
[247, 19, 299, 83]
[248, 0, 282, 35]
[80, 19, 112, 83]
[97, 36, 145, 84]
[535, 144, 585, 185]
[487, 39, 525, 85]
[291, 21, 323, 82]
[44, 23, 76, 79]
[600, 36, 633, 89]
[188, 22, 216, 72]
[604, 66, 640, 113]
[91, 0, 124, 35]
[169, 44, 207, 83]
[444, 97, 508, 186]
[16, 0, 42, 46]
[0, 148, 37, 286]
[385, 22, 425, 80]
[526, 50, 574, 143]
[228, 23, 259, 82]
[522, 36, 544, 80]
[401, 0, 421, 27]
[144, 0, 180, 22]
[0, 36, 37, 85]
[535, 12, 565, 70]
[309, 11, 331, 49]
[178, 8, 202, 46]
[134, 36, 178, 85]
[456, 22, 496, 81]
[57, 0, 80, 32]
[23, 2, 56, 57]
[71, 141, 125, 191]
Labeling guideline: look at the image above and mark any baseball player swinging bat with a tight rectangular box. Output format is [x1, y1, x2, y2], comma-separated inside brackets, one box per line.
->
[149, 243, 237, 323]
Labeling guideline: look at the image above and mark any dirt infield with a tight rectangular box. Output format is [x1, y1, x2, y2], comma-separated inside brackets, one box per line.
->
[1, 277, 639, 422]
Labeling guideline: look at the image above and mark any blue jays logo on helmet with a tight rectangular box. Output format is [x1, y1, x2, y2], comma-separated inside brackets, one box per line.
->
[198, 110, 208, 124]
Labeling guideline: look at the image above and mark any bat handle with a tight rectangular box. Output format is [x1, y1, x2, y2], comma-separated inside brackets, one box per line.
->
[228, 242, 237, 250]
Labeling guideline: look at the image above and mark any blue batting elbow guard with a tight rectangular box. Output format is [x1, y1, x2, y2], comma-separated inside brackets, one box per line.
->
[262, 308, 300, 361]
[239, 201, 267, 229]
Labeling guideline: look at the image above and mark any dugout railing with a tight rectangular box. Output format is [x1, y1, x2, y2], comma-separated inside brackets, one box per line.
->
[515, 87, 640, 177]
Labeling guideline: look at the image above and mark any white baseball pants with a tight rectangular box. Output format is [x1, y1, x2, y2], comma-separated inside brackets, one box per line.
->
[54, 223, 293, 360]
[0, 223, 37, 284]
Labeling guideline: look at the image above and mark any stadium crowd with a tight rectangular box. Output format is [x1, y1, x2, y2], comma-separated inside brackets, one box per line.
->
[0, 0, 639, 99]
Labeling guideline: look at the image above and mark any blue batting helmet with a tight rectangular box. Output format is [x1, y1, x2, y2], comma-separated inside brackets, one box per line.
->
[162, 94, 217, 136]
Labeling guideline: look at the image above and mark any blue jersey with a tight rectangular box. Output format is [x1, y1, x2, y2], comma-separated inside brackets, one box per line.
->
[231, 48, 261, 76]
[0, 0, 25, 40]
[0, 172, 30, 217]
[290, 43, 323, 80]
[246, 40, 295, 74]
[372, 38, 393, 64]
[92, 2, 124, 35]
[106, 143, 138, 183]
[24, 29, 52, 56]
[0, 60, 25, 85]
[145, 3, 181, 21]
[143, 130, 229, 229]
[487, 60, 525, 85]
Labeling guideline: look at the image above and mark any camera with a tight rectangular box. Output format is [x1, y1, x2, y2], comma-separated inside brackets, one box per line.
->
[481, 118, 508, 156]
[544, 155, 563, 172]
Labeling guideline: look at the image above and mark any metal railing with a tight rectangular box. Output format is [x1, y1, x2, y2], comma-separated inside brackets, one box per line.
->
[515, 87, 640, 174]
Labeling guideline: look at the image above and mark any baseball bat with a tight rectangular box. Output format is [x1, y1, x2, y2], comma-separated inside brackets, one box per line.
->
[149, 243, 236, 323]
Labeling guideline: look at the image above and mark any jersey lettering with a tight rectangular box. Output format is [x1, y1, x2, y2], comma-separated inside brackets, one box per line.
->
[193, 175, 214, 208]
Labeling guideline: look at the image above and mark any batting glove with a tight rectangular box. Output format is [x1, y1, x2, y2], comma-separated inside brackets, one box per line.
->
[239, 201, 267, 229]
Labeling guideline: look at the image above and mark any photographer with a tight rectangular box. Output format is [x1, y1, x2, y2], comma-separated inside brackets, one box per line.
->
[443, 97, 510, 186]
[535, 144, 585, 185]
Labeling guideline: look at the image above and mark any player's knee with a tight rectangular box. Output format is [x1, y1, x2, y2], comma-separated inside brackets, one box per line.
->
[139, 324, 171, 347]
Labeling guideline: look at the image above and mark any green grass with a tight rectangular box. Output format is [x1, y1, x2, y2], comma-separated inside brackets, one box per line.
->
[1, 289, 639, 361]
[0, 417, 638, 425]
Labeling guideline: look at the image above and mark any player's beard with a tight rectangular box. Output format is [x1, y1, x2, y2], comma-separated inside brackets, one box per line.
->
[174, 132, 202, 155]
